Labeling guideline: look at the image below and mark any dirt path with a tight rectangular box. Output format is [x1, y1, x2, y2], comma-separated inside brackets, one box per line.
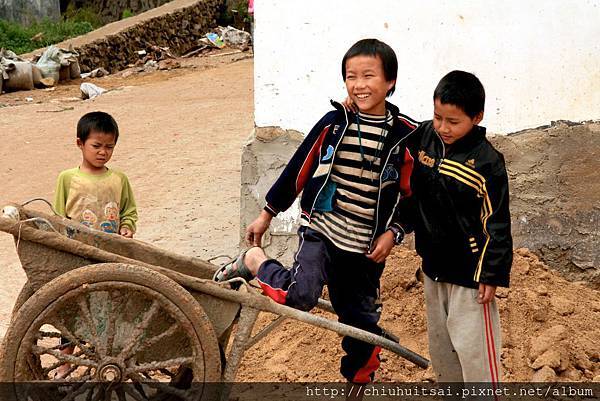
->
[0, 53, 253, 338]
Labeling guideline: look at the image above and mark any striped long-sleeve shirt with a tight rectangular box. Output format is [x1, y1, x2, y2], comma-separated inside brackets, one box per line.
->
[309, 111, 393, 253]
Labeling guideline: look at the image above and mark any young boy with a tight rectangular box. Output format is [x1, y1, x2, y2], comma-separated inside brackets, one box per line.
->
[53, 111, 137, 378]
[407, 71, 512, 383]
[216, 39, 419, 384]
[54, 111, 137, 237]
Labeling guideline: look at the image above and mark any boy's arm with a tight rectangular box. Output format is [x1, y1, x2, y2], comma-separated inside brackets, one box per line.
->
[53, 171, 70, 217]
[388, 145, 417, 239]
[119, 174, 138, 233]
[264, 112, 334, 216]
[475, 162, 513, 287]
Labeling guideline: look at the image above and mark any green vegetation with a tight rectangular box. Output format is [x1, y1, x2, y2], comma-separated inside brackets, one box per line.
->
[0, 19, 93, 54]
[218, 0, 253, 30]
[121, 9, 134, 19]
[0, 4, 102, 55]
[63, 4, 104, 29]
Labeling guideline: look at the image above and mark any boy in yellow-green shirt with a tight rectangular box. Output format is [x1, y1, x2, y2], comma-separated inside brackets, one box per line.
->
[54, 111, 137, 237]
[53, 111, 137, 378]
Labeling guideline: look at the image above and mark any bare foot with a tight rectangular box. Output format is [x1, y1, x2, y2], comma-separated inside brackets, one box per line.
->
[244, 247, 268, 275]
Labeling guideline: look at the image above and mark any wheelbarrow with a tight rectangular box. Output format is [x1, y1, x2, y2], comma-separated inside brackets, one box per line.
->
[0, 201, 429, 401]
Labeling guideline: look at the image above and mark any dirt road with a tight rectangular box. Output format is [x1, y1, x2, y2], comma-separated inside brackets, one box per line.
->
[0, 54, 253, 338]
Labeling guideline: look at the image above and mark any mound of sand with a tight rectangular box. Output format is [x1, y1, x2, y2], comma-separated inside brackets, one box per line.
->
[237, 248, 600, 382]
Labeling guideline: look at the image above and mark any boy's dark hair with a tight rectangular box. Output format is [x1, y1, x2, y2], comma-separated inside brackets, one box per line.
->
[433, 70, 485, 118]
[77, 111, 119, 143]
[341, 38, 398, 96]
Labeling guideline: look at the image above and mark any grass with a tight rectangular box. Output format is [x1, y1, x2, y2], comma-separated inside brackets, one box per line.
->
[121, 9, 134, 19]
[0, 9, 97, 55]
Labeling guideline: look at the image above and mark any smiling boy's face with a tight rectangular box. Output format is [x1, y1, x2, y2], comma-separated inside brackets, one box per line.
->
[345, 55, 395, 116]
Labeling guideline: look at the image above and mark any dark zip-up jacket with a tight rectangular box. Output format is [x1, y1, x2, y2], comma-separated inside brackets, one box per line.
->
[264, 101, 420, 248]
[402, 120, 513, 288]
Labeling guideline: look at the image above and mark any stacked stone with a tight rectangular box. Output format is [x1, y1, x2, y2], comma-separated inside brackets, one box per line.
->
[74, 0, 223, 73]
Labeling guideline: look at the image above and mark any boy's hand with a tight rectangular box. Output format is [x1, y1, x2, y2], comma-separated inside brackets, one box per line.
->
[245, 210, 273, 246]
[366, 231, 395, 263]
[342, 96, 359, 113]
[477, 283, 497, 304]
[119, 226, 134, 238]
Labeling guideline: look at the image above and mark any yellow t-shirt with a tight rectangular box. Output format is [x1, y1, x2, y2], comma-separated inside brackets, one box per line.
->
[53, 167, 137, 233]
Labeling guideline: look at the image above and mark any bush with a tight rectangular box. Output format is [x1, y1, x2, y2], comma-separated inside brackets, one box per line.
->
[121, 9, 134, 19]
[63, 4, 103, 29]
[0, 18, 93, 55]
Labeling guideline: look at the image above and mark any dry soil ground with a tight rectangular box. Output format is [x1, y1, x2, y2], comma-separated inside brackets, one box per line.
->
[1, 53, 599, 386]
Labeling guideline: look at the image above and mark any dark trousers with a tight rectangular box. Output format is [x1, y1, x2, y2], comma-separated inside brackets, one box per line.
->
[256, 226, 384, 383]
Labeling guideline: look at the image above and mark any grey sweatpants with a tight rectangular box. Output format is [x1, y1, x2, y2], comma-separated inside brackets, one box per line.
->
[424, 274, 502, 383]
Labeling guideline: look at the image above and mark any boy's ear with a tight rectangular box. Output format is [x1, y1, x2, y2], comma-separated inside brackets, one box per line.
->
[387, 79, 396, 93]
[473, 111, 484, 125]
[76, 138, 83, 148]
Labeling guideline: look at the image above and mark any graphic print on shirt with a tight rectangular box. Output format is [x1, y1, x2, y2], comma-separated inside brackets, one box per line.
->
[65, 172, 123, 233]
[100, 201, 119, 233]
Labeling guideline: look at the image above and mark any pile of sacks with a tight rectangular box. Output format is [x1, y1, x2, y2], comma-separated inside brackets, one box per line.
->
[0, 46, 81, 94]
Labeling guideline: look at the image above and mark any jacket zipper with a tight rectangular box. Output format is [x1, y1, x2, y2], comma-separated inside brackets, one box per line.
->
[307, 106, 349, 220]
[433, 128, 446, 281]
[369, 124, 419, 249]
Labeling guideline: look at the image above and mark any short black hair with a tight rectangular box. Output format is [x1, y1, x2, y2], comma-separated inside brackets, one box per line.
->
[341, 38, 398, 96]
[433, 70, 485, 118]
[77, 111, 119, 143]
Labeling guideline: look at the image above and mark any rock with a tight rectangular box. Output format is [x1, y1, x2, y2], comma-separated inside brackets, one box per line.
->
[515, 247, 530, 256]
[532, 301, 549, 322]
[593, 375, 600, 382]
[550, 297, 575, 316]
[529, 325, 567, 360]
[563, 368, 583, 381]
[535, 285, 548, 296]
[573, 350, 592, 371]
[531, 349, 561, 369]
[531, 366, 557, 382]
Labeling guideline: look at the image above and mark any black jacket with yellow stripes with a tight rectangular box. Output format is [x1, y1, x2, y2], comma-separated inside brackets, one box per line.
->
[404, 120, 512, 288]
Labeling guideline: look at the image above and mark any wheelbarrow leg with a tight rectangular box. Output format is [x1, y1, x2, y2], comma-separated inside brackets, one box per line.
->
[220, 305, 260, 401]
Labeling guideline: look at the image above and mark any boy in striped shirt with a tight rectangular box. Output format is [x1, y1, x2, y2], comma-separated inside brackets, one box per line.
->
[217, 39, 419, 384]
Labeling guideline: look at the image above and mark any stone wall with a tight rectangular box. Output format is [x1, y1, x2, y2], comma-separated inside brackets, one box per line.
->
[63, 0, 223, 73]
[241, 122, 600, 286]
[0, 0, 60, 24]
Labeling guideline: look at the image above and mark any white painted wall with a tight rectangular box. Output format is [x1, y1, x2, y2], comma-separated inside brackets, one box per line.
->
[254, 0, 600, 134]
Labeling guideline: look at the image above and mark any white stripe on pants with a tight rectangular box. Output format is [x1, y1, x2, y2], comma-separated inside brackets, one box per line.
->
[424, 274, 502, 383]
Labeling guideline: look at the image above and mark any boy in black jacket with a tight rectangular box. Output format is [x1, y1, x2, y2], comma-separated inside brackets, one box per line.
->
[407, 71, 512, 383]
[216, 39, 419, 384]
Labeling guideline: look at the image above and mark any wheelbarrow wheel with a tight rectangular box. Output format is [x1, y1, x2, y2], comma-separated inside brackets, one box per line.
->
[10, 280, 35, 322]
[0, 263, 222, 401]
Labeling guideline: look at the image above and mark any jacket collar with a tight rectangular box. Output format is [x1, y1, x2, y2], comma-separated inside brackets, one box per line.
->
[446, 125, 486, 153]
[330, 99, 400, 118]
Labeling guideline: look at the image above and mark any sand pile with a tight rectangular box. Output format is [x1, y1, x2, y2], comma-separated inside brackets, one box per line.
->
[237, 248, 600, 382]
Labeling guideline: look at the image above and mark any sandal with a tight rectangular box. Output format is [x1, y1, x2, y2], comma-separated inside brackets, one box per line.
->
[214, 248, 256, 283]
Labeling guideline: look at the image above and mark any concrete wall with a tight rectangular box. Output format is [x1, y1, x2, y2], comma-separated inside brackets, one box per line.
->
[0, 0, 60, 24]
[254, 0, 600, 135]
[491, 122, 600, 287]
[242, 0, 600, 274]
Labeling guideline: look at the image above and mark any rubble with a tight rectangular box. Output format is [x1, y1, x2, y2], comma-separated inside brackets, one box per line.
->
[80, 82, 107, 100]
